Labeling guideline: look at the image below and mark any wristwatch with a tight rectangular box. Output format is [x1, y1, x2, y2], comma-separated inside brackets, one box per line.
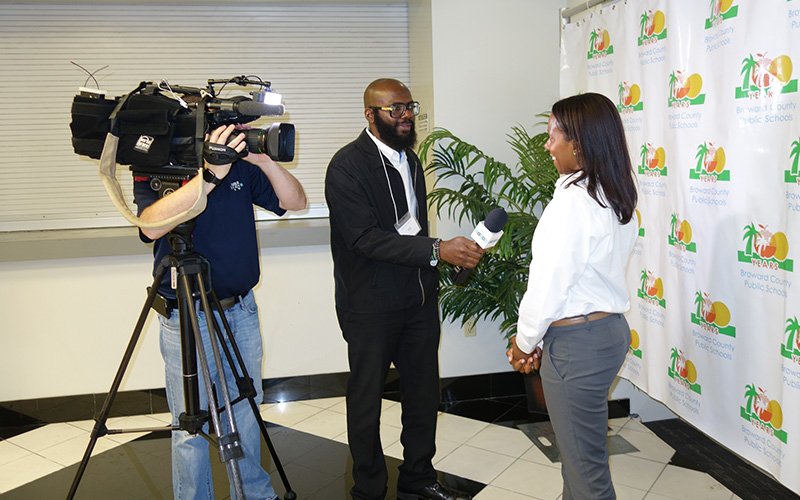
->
[430, 238, 441, 267]
[202, 167, 222, 186]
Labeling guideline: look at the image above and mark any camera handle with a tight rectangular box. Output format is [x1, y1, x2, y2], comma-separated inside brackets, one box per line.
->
[203, 141, 243, 165]
[66, 220, 297, 500]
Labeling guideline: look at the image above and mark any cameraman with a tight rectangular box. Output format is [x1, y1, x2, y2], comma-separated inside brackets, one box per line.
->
[134, 123, 306, 500]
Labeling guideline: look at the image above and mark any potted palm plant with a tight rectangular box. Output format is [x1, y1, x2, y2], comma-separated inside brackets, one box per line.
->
[418, 122, 558, 411]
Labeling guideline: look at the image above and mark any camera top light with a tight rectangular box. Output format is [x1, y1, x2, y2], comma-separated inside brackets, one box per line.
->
[252, 90, 282, 106]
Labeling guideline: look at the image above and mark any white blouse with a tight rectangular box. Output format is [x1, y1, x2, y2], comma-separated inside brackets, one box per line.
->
[515, 174, 638, 354]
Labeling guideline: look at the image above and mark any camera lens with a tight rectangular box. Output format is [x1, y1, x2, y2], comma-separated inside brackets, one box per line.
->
[242, 123, 295, 162]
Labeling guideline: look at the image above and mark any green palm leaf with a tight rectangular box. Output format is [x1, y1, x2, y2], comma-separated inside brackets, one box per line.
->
[419, 123, 555, 340]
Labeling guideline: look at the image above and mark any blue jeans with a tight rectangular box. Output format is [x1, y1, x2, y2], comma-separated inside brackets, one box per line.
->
[159, 290, 277, 500]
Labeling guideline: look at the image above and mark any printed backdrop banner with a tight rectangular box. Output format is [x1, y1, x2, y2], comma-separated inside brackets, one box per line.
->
[561, 0, 800, 493]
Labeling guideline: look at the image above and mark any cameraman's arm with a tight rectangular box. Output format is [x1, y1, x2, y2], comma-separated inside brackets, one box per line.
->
[246, 152, 306, 211]
[139, 125, 245, 240]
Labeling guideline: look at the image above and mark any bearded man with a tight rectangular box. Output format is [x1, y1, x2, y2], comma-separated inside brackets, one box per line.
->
[324, 79, 482, 500]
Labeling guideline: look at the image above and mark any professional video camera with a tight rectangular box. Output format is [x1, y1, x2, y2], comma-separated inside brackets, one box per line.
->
[70, 75, 295, 181]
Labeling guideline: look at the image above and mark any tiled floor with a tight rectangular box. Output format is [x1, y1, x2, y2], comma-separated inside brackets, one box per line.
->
[0, 372, 797, 499]
[0, 399, 766, 499]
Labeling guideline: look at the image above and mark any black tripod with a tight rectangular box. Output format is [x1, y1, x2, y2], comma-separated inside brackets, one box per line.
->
[67, 220, 296, 500]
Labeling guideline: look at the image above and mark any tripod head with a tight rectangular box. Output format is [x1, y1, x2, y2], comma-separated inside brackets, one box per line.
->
[166, 219, 198, 259]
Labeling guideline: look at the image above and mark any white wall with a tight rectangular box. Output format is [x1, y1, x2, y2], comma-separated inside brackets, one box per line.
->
[0, 1, 568, 402]
[1, 0, 673, 422]
[428, 0, 565, 376]
[0, 244, 344, 401]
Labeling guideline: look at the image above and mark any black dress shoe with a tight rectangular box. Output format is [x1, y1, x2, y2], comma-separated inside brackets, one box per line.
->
[396, 481, 472, 500]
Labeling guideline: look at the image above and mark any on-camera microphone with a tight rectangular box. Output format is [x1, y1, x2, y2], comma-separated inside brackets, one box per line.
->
[208, 96, 286, 118]
[233, 100, 286, 117]
[452, 207, 508, 285]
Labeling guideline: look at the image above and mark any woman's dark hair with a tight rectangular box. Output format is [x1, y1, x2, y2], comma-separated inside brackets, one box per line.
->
[551, 92, 638, 224]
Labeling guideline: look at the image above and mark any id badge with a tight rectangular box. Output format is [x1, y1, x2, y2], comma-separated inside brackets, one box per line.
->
[395, 211, 422, 236]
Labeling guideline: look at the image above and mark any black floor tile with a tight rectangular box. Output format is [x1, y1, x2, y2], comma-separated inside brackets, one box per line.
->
[608, 399, 630, 419]
[646, 418, 800, 500]
[262, 373, 349, 404]
[95, 390, 160, 419]
[439, 399, 518, 424]
[0, 407, 45, 439]
[23, 394, 97, 423]
[492, 406, 550, 429]
[4, 371, 799, 499]
[149, 388, 170, 414]
[440, 374, 493, 403]
[488, 371, 528, 398]
[2, 425, 485, 500]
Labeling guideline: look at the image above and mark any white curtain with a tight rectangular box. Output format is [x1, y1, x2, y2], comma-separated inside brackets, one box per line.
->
[561, 0, 799, 494]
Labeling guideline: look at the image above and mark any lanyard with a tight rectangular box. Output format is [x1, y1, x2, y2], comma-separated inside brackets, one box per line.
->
[377, 146, 417, 224]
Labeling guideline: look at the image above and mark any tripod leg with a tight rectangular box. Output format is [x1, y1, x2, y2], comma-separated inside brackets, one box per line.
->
[207, 291, 297, 499]
[179, 273, 245, 500]
[67, 265, 167, 500]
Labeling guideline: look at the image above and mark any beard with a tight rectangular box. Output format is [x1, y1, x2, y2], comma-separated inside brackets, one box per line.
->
[374, 112, 417, 151]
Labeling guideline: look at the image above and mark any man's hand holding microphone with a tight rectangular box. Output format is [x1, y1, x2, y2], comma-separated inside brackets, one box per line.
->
[450, 207, 508, 284]
[436, 207, 508, 272]
[439, 237, 484, 269]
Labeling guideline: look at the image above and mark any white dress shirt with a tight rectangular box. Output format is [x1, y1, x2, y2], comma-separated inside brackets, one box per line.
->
[365, 128, 418, 219]
[515, 174, 638, 354]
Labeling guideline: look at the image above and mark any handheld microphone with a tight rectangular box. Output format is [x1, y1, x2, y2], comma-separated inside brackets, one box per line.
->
[452, 207, 508, 285]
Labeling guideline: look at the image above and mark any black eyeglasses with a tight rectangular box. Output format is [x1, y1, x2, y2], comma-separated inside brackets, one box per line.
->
[370, 101, 421, 118]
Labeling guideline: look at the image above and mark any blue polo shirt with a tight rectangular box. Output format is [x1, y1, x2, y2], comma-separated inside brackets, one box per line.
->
[134, 159, 285, 299]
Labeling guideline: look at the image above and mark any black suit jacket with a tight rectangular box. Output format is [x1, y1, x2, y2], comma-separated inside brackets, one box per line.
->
[325, 130, 439, 316]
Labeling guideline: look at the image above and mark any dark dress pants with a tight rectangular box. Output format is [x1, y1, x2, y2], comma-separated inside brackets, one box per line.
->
[340, 299, 441, 500]
[540, 313, 631, 500]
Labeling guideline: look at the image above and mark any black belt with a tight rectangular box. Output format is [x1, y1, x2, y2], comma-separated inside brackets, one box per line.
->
[153, 290, 247, 318]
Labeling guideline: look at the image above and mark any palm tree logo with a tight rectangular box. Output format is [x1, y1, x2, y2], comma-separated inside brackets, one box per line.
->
[741, 223, 759, 257]
[737, 53, 797, 99]
[740, 54, 757, 92]
[782, 316, 800, 358]
[669, 347, 679, 374]
[639, 11, 649, 40]
[587, 28, 612, 59]
[690, 290, 735, 336]
[787, 138, 800, 183]
[690, 141, 730, 181]
[638, 10, 666, 45]
[638, 142, 664, 174]
[743, 383, 758, 417]
[639, 143, 650, 170]
[589, 29, 598, 54]
[668, 71, 679, 103]
[694, 143, 710, 174]
[738, 54, 758, 95]
[639, 269, 651, 294]
[740, 384, 788, 443]
[738, 222, 793, 271]
[693, 290, 705, 319]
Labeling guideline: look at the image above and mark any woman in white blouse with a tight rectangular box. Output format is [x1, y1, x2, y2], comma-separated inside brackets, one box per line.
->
[508, 92, 638, 500]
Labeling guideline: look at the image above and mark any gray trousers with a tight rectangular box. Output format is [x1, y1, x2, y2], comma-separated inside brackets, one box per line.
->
[540, 313, 630, 500]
